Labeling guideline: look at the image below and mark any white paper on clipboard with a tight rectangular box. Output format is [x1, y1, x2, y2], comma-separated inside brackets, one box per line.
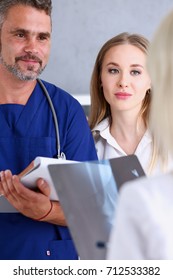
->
[20, 157, 78, 201]
[0, 157, 78, 213]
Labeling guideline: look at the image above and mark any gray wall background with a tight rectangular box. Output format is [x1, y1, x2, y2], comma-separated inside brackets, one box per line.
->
[41, 0, 173, 98]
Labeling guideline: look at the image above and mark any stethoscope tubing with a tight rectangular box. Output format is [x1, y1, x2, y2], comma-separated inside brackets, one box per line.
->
[37, 78, 66, 160]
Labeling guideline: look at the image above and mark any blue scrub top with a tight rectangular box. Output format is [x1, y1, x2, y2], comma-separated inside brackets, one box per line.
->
[0, 80, 97, 260]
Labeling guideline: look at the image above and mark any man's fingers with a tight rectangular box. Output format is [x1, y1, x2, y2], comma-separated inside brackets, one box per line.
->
[37, 178, 51, 197]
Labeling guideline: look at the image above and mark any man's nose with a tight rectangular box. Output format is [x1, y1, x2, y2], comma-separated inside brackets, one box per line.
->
[24, 38, 38, 54]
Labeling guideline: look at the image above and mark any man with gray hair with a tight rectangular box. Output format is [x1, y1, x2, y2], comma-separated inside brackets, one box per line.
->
[0, 0, 97, 259]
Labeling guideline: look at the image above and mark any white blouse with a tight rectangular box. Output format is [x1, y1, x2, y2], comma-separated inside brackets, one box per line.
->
[92, 118, 173, 175]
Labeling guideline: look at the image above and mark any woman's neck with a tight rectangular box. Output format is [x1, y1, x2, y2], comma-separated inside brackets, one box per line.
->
[110, 112, 146, 155]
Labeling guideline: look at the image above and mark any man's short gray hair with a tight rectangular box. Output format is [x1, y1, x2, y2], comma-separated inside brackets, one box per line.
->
[0, 0, 52, 29]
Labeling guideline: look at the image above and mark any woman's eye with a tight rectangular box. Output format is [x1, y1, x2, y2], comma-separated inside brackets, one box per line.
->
[108, 68, 119, 74]
[131, 70, 141, 75]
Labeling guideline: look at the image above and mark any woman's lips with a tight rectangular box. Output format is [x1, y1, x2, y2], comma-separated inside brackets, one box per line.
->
[114, 92, 132, 100]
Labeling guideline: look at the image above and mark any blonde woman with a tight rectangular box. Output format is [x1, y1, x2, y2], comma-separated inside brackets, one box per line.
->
[89, 32, 172, 175]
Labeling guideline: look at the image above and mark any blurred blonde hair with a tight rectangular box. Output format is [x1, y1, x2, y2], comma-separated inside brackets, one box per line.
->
[148, 10, 173, 168]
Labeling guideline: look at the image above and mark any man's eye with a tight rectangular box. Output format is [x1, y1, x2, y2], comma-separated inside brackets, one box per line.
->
[16, 33, 25, 38]
[38, 34, 49, 41]
[39, 36, 46, 40]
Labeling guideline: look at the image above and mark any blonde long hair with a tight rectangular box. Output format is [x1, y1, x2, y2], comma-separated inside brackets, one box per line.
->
[89, 32, 151, 130]
[148, 10, 173, 166]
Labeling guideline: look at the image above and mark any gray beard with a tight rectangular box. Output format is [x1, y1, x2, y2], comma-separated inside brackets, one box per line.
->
[0, 56, 46, 81]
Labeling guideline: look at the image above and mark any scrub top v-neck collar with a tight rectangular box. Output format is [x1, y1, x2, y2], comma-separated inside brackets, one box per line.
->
[0, 82, 44, 136]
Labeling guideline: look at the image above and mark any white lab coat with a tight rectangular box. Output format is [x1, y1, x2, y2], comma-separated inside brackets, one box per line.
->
[107, 172, 173, 259]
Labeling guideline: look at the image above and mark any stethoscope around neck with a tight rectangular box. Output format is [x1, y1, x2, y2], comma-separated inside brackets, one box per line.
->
[37, 78, 66, 160]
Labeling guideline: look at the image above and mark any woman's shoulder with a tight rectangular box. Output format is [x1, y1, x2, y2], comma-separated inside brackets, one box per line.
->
[92, 118, 109, 133]
[120, 172, 173, 205]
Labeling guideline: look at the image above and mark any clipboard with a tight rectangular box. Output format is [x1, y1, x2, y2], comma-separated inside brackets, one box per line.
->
[0, 157, 77, 213]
